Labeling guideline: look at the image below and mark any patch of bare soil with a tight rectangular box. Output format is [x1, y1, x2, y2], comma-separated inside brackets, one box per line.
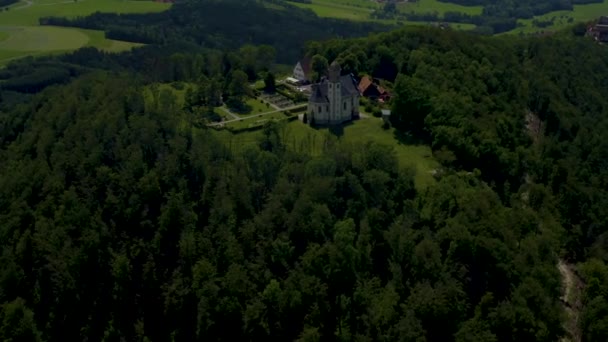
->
[558, 259, 583, 342]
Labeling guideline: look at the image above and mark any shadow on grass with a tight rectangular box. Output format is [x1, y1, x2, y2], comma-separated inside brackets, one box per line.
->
[393, 129, 428, 146]
[309, 120, 355, 138]
[228, 104, 253, 115]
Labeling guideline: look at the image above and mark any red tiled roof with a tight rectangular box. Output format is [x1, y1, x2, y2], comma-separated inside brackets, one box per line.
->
[300, 56, 312, 76]
[358, 76, 373, 93]
[358, 76, 389, 95]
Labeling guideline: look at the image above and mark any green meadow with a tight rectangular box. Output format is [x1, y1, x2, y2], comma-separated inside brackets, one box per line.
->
[400, 0, 482, 16]
[288, 0, 479, 28]
[0, 0, 170, 65]
[288, 0, 378, 21]
[213, 117, 440, 189]
[511, 0, 608, 34]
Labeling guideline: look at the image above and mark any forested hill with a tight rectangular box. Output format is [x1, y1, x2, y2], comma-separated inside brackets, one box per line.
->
[311, 27, 608, 258]
[38, 0, 394, 63]
[1, 26, 608, 341]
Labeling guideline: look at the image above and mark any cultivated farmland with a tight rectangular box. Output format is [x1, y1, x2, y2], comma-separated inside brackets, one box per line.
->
[0, 0, 170, 65]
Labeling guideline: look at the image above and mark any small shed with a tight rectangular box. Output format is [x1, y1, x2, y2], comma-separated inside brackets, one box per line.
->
[381, 109, 391, 123]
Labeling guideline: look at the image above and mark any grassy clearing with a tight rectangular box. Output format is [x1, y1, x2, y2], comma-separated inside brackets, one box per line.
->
[215, 117, 439, 189]
[76, 29, 143, 52]
[0, 0, 169, 65]
[510, 0, 608, 34]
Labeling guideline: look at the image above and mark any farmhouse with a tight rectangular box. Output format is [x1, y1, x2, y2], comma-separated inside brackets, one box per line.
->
[358, 76, 390, 102]
[293, 57, 312, 83]
[307, 61, 360, 125]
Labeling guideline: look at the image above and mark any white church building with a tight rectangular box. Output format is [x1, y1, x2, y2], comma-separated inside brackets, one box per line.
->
[307, 61, 360, 125]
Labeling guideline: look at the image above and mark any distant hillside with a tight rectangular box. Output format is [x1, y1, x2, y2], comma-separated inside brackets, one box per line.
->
[39, 0, 396, 63]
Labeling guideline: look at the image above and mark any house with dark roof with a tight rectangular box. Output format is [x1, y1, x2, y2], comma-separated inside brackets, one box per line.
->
[358, 76, 390, 101]
[590, 16, 608, 42]
[293, 56, 312, 83]
[307, 61, 360, 125]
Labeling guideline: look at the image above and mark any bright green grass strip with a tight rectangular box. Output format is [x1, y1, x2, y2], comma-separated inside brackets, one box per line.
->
[400, 0, 482, 15]
[289, 0, 375, 21]
[77, 28, 143, 51]
[0, 31, 8, 42]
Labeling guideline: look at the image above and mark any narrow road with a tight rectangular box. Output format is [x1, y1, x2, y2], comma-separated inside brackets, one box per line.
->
[219, 107, 240, 121]
[208, 104, 306, 127]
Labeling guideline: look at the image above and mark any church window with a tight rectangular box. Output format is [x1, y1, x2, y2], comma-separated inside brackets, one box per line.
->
[326, 105, 329, 112]
[329, 84, 332, 89]
[318, 106, 322, 113]
[343, 102, 346, 110]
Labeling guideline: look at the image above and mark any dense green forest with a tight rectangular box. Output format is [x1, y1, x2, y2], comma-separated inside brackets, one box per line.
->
[0, 71, 565, 341]
[1, 4, 608, 340]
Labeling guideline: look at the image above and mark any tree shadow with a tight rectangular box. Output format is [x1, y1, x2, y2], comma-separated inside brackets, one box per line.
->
[393, 129, 427, 146]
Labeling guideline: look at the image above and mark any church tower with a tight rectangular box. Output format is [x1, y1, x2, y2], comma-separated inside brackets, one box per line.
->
[327, 61, 342, 123]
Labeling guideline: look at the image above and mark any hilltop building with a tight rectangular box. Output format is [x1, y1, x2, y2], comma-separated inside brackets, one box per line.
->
[589, 16, 608, 42]
[307, 61, 360, 125]
[293, 57, 312, 83]
[358, 76, 390, 102]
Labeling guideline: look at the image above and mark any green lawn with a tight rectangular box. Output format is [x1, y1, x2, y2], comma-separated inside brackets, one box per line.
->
[215, 116, 439, 189]
[0, 0, 170, 65]
[245, 98, 273, 115]
[510, 0, 608, 34]
[225, 111, 292, 130]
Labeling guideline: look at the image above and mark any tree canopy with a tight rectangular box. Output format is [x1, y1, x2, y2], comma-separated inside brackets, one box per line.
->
[0, 14, 607, 342]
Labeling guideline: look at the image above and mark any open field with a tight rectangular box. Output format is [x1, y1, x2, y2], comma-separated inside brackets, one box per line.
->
[288, 0, 478, 28]
[289, 0, 379, 21]
[400, 0, 482, 15]
[0, 26, 88, 51]
[510, 0, 608, 34]
[214, 116, 439, 189]
[0, 0, 170, 65]
[1, 0, 170, 26]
